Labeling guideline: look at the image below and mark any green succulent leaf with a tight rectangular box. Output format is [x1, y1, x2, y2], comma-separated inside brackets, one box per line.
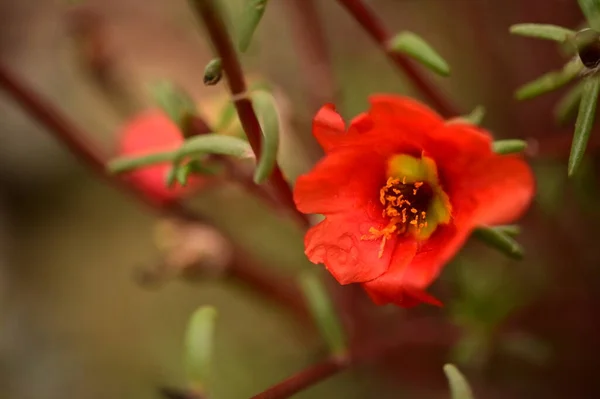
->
[299, 271, 347, 356]
[492, 139, 528, 155]
[444, 364, 475, 399]
[184, 306, 217, 392]
[473, 226, 524, 260]
[509, 23, 575, 42]
[388, 31, 451, 76]
[251, 90, 280, 184]
[569, 77, 600, 176]
[515, 59, 583, 100]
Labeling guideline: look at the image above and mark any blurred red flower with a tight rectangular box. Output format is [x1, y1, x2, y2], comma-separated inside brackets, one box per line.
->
[117, 110, 206, 204]
[294, 95, 535, 307]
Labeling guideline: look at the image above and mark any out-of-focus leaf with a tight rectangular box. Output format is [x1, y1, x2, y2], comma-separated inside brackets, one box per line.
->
[473, 226, 524, 260]
[251, 90, 280, 184]
[500, 332, 552, 366]
[299, 271, 347, 356]
[578, 0, 600, 30]
[554, 81, 585, 126]
[238, 0, 269, 53]
[149, 80, 196, 132]
[509, 23, 574, 42]
[444, 364, 475, 399]
[492, 139, 527, 154]
[494, 225, 521, 237]
[569, 77, 600, 176]
[460, 105, 486, 126]
[515, 60, 583, 100]
[215, 101, 237, 132]
[388, 31, 450, 76]
[184, 306, 217, 392]
[203, 58, 223, 86]
[108, 134, 253, 174]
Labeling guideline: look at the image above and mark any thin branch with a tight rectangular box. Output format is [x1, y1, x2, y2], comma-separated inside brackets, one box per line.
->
[189, 0, 310, 228]
[0, 62, 308, 321]
[250, 318, 458, 399]
[335, 0, 460, 117]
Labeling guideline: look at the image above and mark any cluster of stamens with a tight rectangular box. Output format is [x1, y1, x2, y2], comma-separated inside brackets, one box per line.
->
[362, 177, 432, 257]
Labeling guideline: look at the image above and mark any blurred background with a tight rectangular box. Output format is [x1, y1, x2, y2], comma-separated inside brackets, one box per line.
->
[1, 0, 600, 398]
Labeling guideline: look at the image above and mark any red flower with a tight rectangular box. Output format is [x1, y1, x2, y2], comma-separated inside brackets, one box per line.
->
[117, 110, 206, 204]
[294, 95, 535, 307]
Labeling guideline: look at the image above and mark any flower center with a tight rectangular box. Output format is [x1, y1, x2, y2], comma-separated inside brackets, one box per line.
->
[362, 177, 433, 257]
[360, 154, 453, 259]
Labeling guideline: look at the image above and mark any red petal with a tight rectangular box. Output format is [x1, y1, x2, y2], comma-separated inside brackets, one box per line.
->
[312, 104, 346, 152]
[117, 110, 205, 202]
[362, 221, 470, 307]
[294, 148, 386, 215]
[367, 95, 444, 139]
[454, 154, 535, 226]
[304, 210, 398, 284]
[422, 122, 534, 227]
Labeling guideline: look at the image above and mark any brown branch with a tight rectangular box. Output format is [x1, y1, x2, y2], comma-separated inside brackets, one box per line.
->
[189, 0, 310, 228]
[335, 0, 460, 117]
[250, 318, 458, 399]
[0, 62, 308, 321]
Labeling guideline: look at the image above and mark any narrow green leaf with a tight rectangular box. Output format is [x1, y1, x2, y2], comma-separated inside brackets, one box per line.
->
[388, 31, 451, 76]
[203, 58, 223, 86]
[251, 90, 280, 184]
[299, 271, 347, 356]
[516, 59, 583, 100]
[578, 0, 600, 30]
[184, 306, 217, 392]
[492, 139, 527, 154]
[569, 77, 600, 176]
[493, 225, 521, 237]
[149, 80, 196, 132]
[554, 81, 585, 126]
[509, 24, 574, 42]
[444, 364, 475, 399]
[214, 101, 237, 131]
[107, 134, 253, 174]
[460, 105, 486, 126]
[165, 164, 179, 188]
[238, 0, 269, 53]
[473, 226, 524, 260]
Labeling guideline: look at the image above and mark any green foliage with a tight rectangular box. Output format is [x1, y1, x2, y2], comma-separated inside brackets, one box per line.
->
[460, 105, 486, 126]
[473, 226, 524, 260]
[251, 90, 280, 184]
[204, 58, 223, 85]
[184, 306, 218, 393]
[491, 139, 527, 155]
[107, 134, 253, 174]
[578, 0, 600, 30]
[509, 24, 574, 42]
[554, 81, 585, 125]
[299, 271, 347, 356]
[515, 59, 583, 100]
[444, 364, 474, 399]
[149, 80, 197, 133]
[569, 77, 600, 176]
[238, 0, 269, 53]
[388, 31, 451, 76]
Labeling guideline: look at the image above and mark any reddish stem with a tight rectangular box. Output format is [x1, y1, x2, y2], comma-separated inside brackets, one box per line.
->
[0, 62, 308, 321]
[250, 318, 458, 399]
[189, 0, 310, 228]
[250, 357, 346, 399]
[335, 0, 460, 117]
